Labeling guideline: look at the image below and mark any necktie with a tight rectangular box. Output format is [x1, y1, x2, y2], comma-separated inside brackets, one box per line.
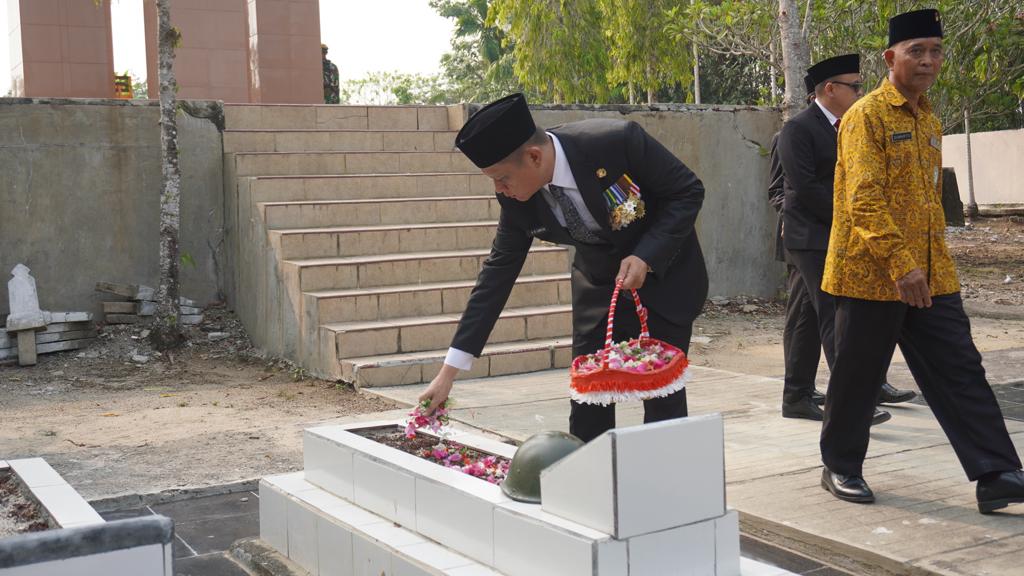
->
[548, 184, 601, 244]
[834, 118, 841, 130]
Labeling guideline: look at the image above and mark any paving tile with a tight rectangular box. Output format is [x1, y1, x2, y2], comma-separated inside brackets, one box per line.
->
[286, 499, 319, 575]
[352, 453, 417, 528]
[318, 515, 356, 576]
[259, 482, 289, 556]
[9, 458, 67, 488]
[414, 476, 494, 565]
[99, 506, 153, 522]
[174, 552, 251, 576]
[174, 512, 259, 556]
[627, 519, 716, 575]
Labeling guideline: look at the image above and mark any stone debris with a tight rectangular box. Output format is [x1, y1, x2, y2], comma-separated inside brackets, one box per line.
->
[207, 332, 229, 342]
[131, 354, 151, 364]
[741, 304, 760, 313]
[96, 281, 204, 326]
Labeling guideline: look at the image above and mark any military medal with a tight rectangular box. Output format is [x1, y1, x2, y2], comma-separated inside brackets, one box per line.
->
[603, 173, 645, 230]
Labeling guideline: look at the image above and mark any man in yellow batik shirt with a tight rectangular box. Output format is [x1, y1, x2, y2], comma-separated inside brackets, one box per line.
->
[818, 8, 1024, 514]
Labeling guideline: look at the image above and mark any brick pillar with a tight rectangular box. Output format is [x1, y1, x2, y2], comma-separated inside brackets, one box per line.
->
[143, 0, 251, 102]
[246, 0, 322, 104]
[7, 0, 115, 98]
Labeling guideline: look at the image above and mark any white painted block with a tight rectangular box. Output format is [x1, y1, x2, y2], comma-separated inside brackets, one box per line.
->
[493, 505, 598, 576]
[596, 539, 629, 576]
[301, 490, 392, 529]
[164, 541, 174, 575]
[0, 544, 165, 576]
[32, 484, 104, 528]
[738, 557, 793, 576]
[716, 510, 741, 576]
[445, 565, 504, 576]
[396, 542, 474, 573]
[305, 430, 356, 501]
[353, 453, 416, 529]
[9, 457, 67, 488]
[391, 555, 436, 576]
[260, 480, 290, 556]
[615, 415, 724, 537]
[266, 471, 318, 495]
[317, 515, 356, 576]
[627, 519, 716, 576]
[414, 477, 494, 565]
[540, 432, 615, 534]
[288, 499, 320, 575]
[354, 521, 428, 576]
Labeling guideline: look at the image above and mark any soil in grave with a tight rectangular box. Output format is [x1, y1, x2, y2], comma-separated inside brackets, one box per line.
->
[0, 471, 54, 538]
[358, 426, 512, 484]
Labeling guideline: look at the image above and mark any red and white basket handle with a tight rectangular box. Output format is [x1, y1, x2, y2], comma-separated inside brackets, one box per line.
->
[602, 279, 650, 369]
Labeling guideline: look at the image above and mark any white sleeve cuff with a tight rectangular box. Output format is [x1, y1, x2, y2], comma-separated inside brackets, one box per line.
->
[444, 347, 474, 371]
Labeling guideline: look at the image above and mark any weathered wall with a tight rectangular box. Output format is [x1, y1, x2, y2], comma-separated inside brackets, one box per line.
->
[943, 129, 1024, 206]
[0, 98, 226, 316]
[531, 105, 783, 298]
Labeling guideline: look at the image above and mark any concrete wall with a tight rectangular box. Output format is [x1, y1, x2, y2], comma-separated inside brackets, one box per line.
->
[0, 99, 226, 317]
[943, 129, 1024, 206]
[531, 105, 783, 298]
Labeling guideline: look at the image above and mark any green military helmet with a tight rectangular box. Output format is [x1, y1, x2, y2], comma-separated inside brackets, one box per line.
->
[501, 431, 584, 503]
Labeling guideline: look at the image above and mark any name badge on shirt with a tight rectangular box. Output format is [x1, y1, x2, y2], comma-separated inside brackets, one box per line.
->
[892, 131, 913, 143]
[929, 136, 941, 151]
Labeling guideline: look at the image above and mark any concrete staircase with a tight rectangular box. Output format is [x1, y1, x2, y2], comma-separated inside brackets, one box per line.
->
[224, 104, 574, 387]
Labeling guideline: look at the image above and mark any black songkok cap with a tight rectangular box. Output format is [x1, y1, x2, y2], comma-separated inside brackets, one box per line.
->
[455, 93, 536, 169]
[888, 9, 943, 48]
[803, 74, 815, 95]
[806, 54, 860, 87]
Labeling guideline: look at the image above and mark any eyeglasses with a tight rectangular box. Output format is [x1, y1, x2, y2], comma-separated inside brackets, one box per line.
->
[829, 80, 865, 94]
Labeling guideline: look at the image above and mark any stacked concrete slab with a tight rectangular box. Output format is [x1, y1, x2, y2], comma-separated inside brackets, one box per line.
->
[224, 104, 574, 386]
[259, 415, 784, 575]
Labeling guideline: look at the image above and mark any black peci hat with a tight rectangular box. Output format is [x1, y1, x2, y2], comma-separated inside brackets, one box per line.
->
[803, 74, 815, 95]
[888, 9, 943, 48]
[806, 54, 860, 87]
[455, 93, 537, 169]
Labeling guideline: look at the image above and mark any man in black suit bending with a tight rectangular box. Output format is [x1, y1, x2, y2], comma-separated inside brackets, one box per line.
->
[418, 93, 708, 442]
[777, 54, 914, 423]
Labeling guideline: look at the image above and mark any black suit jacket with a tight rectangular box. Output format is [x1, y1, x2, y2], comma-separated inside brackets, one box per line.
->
[778, 103, 837, 251]
[451, 119, 708, 357]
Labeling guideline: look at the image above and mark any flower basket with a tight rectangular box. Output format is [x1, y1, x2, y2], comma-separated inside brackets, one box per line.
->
[570, 281, 689, 405]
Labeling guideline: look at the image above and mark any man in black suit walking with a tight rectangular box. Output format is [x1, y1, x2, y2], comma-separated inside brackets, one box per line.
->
[418, 93, 708, 442]
[770, 75, 827, 416]
[777, 54, 914, 423]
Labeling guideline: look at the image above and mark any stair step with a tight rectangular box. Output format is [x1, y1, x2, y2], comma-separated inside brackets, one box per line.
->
[224, 129, 457, 153]
[323, 304, 572, 359]
[307, 273, 571, 323]
[287, 246, 570, 292]
[260, 196, 498, 229]
[247, 173, 492, 204]
[224, 104, 454, 131]
[270, 221, 499, 259]
[234, 151, 476, 177]
[341, 337, 575, 387]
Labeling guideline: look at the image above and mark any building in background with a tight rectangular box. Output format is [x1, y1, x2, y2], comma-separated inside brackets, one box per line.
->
[6, 0, 321, 103]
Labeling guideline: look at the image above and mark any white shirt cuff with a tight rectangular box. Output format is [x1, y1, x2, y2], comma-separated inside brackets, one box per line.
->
[444, 347, 474, 371]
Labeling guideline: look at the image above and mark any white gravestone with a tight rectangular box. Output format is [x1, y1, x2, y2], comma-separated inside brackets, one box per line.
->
[7, 264, 47, 365]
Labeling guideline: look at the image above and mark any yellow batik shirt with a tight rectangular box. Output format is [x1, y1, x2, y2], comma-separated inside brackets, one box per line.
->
[822, 78, 959, 301]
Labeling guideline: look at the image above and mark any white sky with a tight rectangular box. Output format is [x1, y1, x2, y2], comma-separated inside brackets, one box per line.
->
[0, 0, 454, 95]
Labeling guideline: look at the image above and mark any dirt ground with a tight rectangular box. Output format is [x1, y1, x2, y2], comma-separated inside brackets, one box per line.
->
[1, 217, 1022, 501]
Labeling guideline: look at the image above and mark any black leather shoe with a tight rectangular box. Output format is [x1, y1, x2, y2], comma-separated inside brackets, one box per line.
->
[811, 389, 826, 406]
[878, 382, 917, 405]
[871, 409, 892, 426]
[782, 397, 824, 421]
[977, 470, 1024, 514]
[821, 468, 875, 503]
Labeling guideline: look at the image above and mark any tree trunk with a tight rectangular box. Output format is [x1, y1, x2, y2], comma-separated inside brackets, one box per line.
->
[777, 0, 809, 121]
[151, 0, 184, 350]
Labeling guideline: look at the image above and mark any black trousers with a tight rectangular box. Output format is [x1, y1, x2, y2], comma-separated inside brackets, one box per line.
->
[820, 293, 1021, 479]
[782, 263, 822, 403]
[786, 249, 892, 396]
[569, 298, 691, 443]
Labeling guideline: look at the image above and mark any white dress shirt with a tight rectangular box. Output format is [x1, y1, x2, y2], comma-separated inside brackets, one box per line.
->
[815, 99, 841, 130]
[443, 132, 595, 371]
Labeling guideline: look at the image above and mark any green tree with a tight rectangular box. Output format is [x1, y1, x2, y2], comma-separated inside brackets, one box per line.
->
[599, 0, 694, 104]
[431, 0, 526, 101]
[490, 0, 611, 102]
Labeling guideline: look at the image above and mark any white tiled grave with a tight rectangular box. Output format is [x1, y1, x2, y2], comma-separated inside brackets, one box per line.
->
[5, 458, 104, 529]
[261, 418, 792, 576]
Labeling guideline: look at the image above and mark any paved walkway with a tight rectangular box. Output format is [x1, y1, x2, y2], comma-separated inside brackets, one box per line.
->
[367, 358, 1024, 576]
